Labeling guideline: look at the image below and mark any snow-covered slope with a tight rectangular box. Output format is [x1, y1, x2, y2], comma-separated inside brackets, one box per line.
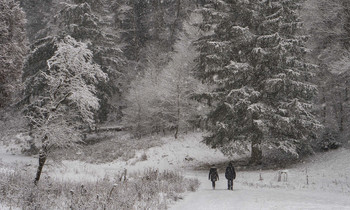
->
[45, 132, 231, 182]
[235, 148, 350, 194]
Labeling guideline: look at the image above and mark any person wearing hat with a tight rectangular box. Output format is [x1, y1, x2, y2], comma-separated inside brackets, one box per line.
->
[208, 164, 219, 190]
[225, 162, 236, 190]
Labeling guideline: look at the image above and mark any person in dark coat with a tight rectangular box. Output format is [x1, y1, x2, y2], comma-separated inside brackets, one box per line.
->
[225, 162, 236, 190]
[208, 165, 219, 190]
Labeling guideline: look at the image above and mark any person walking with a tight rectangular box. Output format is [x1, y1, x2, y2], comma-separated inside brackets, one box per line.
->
[225, 162, 236, 190]
[208, 165, 219, 190]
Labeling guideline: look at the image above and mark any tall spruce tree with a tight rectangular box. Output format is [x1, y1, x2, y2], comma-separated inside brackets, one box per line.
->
[195, 0, 321, 164]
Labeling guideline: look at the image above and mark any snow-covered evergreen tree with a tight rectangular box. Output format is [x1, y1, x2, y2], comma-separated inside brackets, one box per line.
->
[0, 0, 28, 108]
[195, 0, 321, 164]
[24, 36, 106, 183]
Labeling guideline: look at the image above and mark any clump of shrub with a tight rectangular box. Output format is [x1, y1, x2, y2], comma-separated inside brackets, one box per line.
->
[140, 152, 148, 161]
[0, 167, 199, 210]
[318, 129, 342, 151]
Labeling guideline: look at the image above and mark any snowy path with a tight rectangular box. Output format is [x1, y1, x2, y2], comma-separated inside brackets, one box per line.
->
[170, 171, 350, 210]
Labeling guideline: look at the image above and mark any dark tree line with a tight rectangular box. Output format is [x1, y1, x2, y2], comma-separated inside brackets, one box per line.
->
[0, 0, 27, 108]
[303, 0, 350, 145]
[18, 0, 192, 123]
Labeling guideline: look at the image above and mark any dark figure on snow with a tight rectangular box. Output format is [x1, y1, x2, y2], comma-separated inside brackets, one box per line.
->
[225, 162, 236, 190]
[208, 165, 219, 190]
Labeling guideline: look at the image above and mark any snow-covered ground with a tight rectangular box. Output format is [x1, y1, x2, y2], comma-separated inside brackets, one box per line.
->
[1, 132, 350, 209]
[168, 141, 350, 210]
[170, 170, 350, 210]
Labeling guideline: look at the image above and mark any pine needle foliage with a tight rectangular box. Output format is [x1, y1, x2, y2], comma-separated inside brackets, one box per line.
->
[194, 0, 321, 163]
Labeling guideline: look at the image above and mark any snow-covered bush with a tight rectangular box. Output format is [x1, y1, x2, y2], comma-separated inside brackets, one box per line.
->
[262, 147, 300, 167]
[318, 129, 342, 151]
[261, 139, 316, 166]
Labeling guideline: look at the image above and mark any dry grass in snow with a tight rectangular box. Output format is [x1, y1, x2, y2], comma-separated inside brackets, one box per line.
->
[0, 162, 199, 210]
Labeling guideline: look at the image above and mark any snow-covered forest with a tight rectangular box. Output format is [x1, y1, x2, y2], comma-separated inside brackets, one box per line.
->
[0, 0, 349, 209]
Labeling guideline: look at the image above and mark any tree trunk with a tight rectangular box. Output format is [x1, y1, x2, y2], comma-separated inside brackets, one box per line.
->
[174, 126, 179, 139]
[176, 0, 181, 18]
[322, 87, 326, 123]
[34, 147, 47, 185]
[174, 84, 180, 139]
[169, 0, 181, 50]
[339, 91, 344, 132]
[250, 134, 262, 165]
[345, 85, 349, 130]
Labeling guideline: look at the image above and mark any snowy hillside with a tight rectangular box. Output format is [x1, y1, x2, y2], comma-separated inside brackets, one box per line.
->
[40, 133, 232, 182]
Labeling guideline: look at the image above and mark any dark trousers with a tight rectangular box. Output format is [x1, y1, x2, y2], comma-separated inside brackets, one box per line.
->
[211, 181, 216, 189]
[227, 179, 233, 190]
